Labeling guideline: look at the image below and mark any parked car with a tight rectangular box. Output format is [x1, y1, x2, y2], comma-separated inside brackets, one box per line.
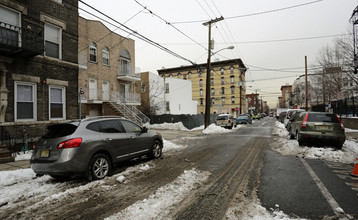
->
[278, 111, 287, 123]
[289, 112, 345, 149]
[284, 109, 305, 128]
[215, 114, 235, 129]
[236, 115, 252, 124]
[252, 114, 261, 120]
[31, 116, 163, 181]
[286, 111, 304, 132]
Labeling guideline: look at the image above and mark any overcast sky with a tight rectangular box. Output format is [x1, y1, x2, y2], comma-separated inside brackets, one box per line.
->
[79, 0, 357, 108]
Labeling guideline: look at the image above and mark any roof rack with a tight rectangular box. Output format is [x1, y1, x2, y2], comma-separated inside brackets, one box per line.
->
[79, 115, 126, 122]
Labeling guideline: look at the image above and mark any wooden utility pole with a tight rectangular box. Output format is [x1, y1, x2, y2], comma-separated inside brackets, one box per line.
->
[203, 17, 224, 128]
[305, 56, 308, 111]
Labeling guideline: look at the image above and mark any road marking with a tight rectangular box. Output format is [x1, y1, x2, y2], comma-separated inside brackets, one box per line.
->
[299, 157, 345, 216]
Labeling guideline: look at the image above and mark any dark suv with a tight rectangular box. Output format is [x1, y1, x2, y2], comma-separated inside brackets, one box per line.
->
[289, 112, 345, 149]
[31, 116, 163, 180]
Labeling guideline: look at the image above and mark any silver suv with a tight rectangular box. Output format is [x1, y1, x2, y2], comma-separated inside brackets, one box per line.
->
[31, 116, 163, 181]
[215, 114, 235, 129]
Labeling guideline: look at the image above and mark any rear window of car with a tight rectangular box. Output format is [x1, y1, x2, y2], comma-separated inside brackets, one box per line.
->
[217, 116, 228, 120]
[307, 114, 339, 123]
[42, 124, 78, 139]
[238, 116, 247, 119]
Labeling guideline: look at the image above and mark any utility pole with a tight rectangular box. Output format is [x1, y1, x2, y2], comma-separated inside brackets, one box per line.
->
[203, 16, 224, 128]
[305, 56, 308, 111]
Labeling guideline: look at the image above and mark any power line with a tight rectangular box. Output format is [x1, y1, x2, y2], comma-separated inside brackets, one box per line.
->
[171, 0, 324, 24]
[79, 0, 196, 65]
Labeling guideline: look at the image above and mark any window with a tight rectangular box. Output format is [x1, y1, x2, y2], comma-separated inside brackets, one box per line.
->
[15, 82, 36, 121]
[89, 42, 97, 62]
[200, 89, 203, 96]
[211, 88, 215, 95]
[178, 73, 181, 79]
[211, 70, 214, 76]
[211, 78, 214, 86]
[188, 72, 192, 79]
[165, 83, 169, 93]
[231, 96, 235, 104]
[183, 74, 187, 80]
[120, 50, 131, 75]
[230, 75, 235, 84]
[166, 101, 170, 111]
[99, 120, 123, 133]
[45, 23, 62, 59]
[221, 77, 225, 85]
[230, 66, 234, 74]
[49, 86, 65, 120]
[121, 120, 142, 132]
[222, 97, 226, 105]
[200, 98, 204, 105]
[169, 74, 173, 78]
[102, 46, 109, 66]
[199, 79, 203, 87]
[199, 71, 203, 77]
[211, 98, 215, 107]
[231, 86, 235, 94]
[141, 81, 146, 93]
[0, 5, 21, 47]
[221, 68, 224, 75]
[221, 87, 225, 95]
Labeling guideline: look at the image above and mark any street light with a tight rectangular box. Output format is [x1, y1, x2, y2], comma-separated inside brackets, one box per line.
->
[204, 45, 234, 128]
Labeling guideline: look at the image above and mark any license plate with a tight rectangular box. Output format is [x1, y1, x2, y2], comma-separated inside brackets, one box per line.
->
[41, 150, 50, 158]
[317, 125, 329, 130]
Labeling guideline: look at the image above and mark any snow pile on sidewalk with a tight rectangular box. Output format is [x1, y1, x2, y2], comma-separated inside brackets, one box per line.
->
[271, 121, 358, 164]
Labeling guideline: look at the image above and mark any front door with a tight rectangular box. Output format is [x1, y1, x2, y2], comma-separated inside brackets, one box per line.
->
[89, 79, 97, 100]
[102, 81, 109, 101]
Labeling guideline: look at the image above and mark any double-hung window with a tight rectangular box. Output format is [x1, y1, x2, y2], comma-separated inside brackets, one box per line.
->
[49, 86, 65, 120]
[89, 42, 97, 62]
[0, 5, 21, 47]
[44, 23, 62, 59]
[15, 82, 36, 121]
[102, 46, 109, 66]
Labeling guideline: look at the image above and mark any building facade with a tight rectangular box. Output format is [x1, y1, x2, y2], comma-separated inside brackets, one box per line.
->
[280, 84, 292, 108]
[78, 17, 140, 118]
[246, 93, 260, 115]
[157, 59, 247, 117]
[0, 0, 78, 146]
[136, 72, 197, 115]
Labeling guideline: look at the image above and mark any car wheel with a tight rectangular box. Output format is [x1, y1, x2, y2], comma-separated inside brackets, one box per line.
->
[296, 131, 303, 146]
[88, 153, 111, 181]
[148, 141, 162, 159]
[335, 143, 343, 150]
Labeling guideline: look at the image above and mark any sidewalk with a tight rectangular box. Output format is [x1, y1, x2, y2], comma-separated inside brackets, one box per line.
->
[0, 160, 30, 171]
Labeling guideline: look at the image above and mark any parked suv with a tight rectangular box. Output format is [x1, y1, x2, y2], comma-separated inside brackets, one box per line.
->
[215, 114, 235, 129]
[31, 116, 163, 181]
[289, 112, 345, 149]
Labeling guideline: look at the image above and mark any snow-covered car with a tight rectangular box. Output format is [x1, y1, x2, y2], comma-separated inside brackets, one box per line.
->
[290, 112, 345, 149]
[31, 116, 163, 181]
[215, 114, 235, 129]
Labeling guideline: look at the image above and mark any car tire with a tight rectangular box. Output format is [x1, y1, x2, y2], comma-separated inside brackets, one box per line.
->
[88, 153, 111, 181]
[148, 140, 162, 159]
[296, 131, 303, 146]
[335, 143, 343, 150]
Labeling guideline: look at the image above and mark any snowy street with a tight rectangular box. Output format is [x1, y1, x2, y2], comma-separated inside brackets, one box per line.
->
[1, 117, 358, 219]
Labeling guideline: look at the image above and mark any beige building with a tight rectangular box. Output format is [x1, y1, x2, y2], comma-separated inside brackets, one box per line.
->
[158, 59, 247, 116]
[78, 17, 145, 123]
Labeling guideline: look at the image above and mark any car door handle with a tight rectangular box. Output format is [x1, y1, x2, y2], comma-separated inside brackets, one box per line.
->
[105, 138, 112, 142]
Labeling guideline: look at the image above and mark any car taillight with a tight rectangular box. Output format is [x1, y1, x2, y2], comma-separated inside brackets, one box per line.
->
[228, 120, 231, 123]
[57, 138, 82, 149]
[301, 114, 309, 128]
[336, 115, 345, 131]
[33, 142, 37, 150]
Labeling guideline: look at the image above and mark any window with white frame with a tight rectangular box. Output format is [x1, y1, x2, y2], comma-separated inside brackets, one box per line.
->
[49, 86, 65, 120]
[230, 75, 235, 84]
[0, 5, 21, 47]
[221, 68, 224, 75]
[230, 66, 234, 74]
[231, 96, 235, 104]
[120, 50, 131, 75]
[15, 82, 36, 121]
[199, 79, 203, 87]
[222, 97, 226, 105]
[89, 42, 97, 62]
[188, 72, 192, 79]
[44, 23, 62, 59]
[102, 46, 109, 66]
[200, 89, 203, 96]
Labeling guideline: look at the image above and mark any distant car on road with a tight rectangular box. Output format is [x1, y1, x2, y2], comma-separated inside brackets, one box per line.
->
[215, 114, 236, 129]
[236, 115, 252, 124]
[289, 112, 345, 149]
[31, 116, 163, 181]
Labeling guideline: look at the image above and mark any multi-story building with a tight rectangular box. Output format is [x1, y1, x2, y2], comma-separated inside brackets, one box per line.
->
[280, 84, 292, 108]
[136, 72, 197, 115]
[0, 0, 78, 147]
[246, 93, 260, 114]
[157, 59, 247, 117]
[78, 17, 147, 124]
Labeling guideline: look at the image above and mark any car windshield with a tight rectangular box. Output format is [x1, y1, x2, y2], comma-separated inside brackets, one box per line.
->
[307, 114, 339, 123]
[42, 123, 78, 139]
[217, 116, 228, 120]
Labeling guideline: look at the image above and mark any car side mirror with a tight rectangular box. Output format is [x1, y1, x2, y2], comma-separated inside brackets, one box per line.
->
[142, 126, 148, 133]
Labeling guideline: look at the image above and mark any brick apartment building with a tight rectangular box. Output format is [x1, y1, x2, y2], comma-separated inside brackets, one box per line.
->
[157, 59, 247, 116]
[0, 0, 78, 148]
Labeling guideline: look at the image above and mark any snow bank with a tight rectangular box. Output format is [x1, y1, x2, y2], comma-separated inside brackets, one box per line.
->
[271, 121, 358, 164]
[202, 123, 244, 134]
[144, 122, 189, 131]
